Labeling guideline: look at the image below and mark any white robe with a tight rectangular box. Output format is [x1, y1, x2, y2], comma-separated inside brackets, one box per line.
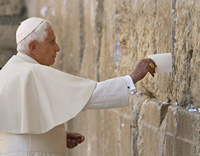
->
[0, 52, 130, 155]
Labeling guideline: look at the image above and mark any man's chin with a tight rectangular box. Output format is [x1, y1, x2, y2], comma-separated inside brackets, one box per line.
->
[49, 60, 55, 66]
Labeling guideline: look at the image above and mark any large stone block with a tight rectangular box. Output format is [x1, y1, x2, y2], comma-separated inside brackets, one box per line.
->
[119, 108, 131, 156]
[143, 99, 162, 128]
[166, 106, 179, 134]
[0, 0, 24, 16]
[131, 95, 147, 156]
[99, 0, 117, 80]
[103, 108, 120, 156]
[164, 134, 174, 156]
[0, 50, 15, 68]
[174, 0, 200, 107]
[79, 0, 101, 80]
[176, 108, 200, 142]
[0, 25, 18, 50]
[143, 125, 159, 156]
[174, 138, 196, 156]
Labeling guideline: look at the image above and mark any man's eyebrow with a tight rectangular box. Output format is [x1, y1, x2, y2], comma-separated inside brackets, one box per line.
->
[51, 35, 56, 40]
[49, 37, 55, 41]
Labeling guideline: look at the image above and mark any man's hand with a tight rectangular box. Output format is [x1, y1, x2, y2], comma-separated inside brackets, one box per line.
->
[66, 132, 85, 149]
[130, 58, 157, 84]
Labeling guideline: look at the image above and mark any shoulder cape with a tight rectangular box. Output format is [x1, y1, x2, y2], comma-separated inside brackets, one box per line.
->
[0, 55, 96, 134]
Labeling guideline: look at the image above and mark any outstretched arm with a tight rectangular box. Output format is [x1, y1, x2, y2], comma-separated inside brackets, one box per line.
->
[84, 58, 156, 110]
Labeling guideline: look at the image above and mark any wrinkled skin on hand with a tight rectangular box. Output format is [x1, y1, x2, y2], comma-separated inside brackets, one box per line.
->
[66, 132, 85, 149]
[130, 58, 157, 84]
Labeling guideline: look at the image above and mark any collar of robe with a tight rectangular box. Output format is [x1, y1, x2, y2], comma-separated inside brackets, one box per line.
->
[16, 52, 39, 64]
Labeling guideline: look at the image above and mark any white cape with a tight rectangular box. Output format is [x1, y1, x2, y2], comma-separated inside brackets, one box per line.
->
[0, 53, 96, 134]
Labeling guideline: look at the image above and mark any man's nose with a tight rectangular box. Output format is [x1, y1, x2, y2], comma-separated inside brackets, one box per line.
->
[55, 43, 60, 52]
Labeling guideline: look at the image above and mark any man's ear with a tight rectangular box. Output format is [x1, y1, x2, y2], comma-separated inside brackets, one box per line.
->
[29, 41, 38, 55]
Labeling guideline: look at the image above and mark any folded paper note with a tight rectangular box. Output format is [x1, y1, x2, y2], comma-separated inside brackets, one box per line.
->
[148, 53, 172, 73]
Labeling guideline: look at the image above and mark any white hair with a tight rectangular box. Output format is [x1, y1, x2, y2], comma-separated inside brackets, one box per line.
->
[17, 21, 51, 52]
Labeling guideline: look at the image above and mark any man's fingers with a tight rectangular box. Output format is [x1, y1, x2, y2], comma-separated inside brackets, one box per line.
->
[147, 66, 155, 77]
[68, 138, 82, 144]
[147, 58, 157, 68]
[67, 139, 79, 149]
[146, 58, 156, 65]
[68, 133, 84, 140]
[80, 136, 85, 142]
[72, 140, 78, 146]
[145, 59, 156, 76]
[75, 138, 84, 144]
[74, 139, 80, 144]
[70, 133, 80, 139]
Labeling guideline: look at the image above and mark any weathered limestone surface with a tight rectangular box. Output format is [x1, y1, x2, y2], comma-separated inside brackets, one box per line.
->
[118, 0, 200, 107]
[1, 0, 200, 156]
[0, 0, 26, 68]
[140, 100, 200, 156]
[0, 50, 14, 68]
[0, 25, 18, 50]
[0, 0, 24, 16]
[174, 0, 200, 107]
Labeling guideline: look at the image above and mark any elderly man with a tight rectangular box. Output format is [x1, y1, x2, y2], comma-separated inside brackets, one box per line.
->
[0, 17, 156, 155]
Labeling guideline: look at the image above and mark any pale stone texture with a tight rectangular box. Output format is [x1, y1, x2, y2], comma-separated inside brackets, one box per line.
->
[0, 0, 27, 69]
[0, 50, 15, 68]
[176, 109, 199, 142]
[143, 99, 161, 128]
[0, 0, 24, 16]
[164, 134, 174, 156]
[155, 0, 173, 102]
[140, 99, 169, 156]
[174, 0, 200, 107]
[118, 0, 200, 107]
[0, 25, 18, 50]
[144, 125, 159, 156]
[174, 138, 196, 156]
[99, 0, 117, 81]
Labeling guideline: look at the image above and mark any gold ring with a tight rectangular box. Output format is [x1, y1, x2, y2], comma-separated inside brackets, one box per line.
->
[149, 63, 155, 69]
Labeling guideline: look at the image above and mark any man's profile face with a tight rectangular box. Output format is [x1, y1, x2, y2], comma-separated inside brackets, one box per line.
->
[35, 27, 60, 66]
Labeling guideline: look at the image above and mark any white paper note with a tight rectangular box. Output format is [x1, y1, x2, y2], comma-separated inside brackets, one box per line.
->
[148, 53, 172, 73]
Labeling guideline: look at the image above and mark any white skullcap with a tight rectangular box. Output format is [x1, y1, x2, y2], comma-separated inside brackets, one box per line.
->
[16, 17, 45, 44]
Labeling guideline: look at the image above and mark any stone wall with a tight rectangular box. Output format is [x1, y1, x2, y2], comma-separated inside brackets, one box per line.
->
[1, 0, 200, 156]
[132, 96, 200, 156]
[0, 0, 27, 69]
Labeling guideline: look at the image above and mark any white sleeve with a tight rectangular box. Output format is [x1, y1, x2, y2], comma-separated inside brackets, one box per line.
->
[83, 76, 130, 110]
[124, 75, 136, 92]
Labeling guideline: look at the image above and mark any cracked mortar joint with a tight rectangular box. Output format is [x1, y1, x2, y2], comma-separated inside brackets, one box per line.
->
[162, 102, 170, 105]
[136, 92, 143, 96]
[173, 101, 179, 106]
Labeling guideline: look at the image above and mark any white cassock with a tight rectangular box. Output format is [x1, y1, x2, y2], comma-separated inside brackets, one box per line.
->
[0, 52, 135, 156]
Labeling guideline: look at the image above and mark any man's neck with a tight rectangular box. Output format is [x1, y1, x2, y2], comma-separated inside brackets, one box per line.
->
[17, 52, 39, 64]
